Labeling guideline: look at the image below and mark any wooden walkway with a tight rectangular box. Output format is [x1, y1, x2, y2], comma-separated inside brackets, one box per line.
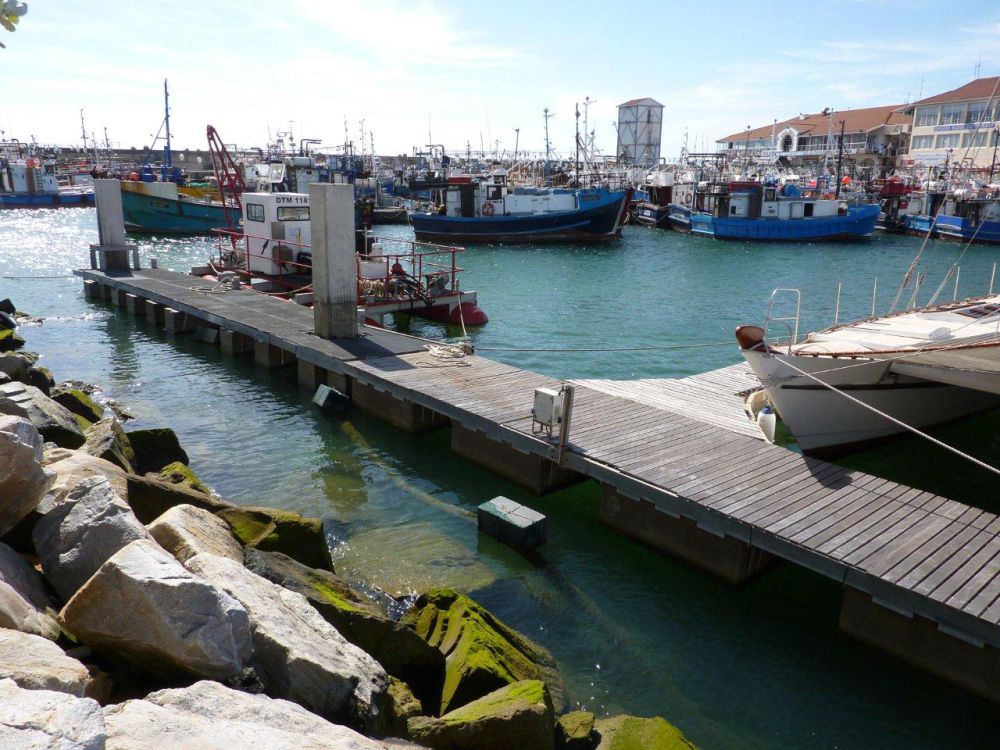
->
[78, 268, 1000, 655]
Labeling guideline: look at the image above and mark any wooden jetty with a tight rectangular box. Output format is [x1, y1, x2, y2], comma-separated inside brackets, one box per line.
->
[76, 180, 1000, 703]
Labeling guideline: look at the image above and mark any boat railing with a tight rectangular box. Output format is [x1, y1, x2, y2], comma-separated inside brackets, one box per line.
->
[763, 288, 801, 351]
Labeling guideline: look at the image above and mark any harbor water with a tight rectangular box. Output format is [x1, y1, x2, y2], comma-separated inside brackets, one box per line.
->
[2, 207, 999, 749]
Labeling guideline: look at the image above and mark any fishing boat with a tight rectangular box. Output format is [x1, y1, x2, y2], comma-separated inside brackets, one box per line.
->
[903, 190, 1000, 244]
[735, 290, 1000, 454]
[873, 177, 921, 233]
[632, 172, 674, 229]
[120, 80, 239, 234]
[211, 191, 487, 328]
[409, 170, 631, 244]
[668, 180, 879, 241]
[0, 148, 94, 208]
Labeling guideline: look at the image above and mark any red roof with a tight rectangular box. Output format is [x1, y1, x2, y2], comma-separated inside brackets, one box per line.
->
[618, 97, 663, 108]
[718, 104, 909, 143]
[904, 76, 1000, 110]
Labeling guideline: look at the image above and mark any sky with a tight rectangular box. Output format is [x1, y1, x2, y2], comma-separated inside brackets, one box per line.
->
[2, 0, 1000, 161]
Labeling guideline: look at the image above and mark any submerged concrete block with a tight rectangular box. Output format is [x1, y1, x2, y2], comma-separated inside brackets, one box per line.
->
[351, 380, 447, 434]
[839, 587, 1000, 704]
[312, 384, 349, 412]
[478, 496, 547, 552]
[144, 300, 165, 324]
[220, 329, 253, 355]
[598, 485, 774, 584]
[163, 309, 194, 334]
[451, 422, 580, 495]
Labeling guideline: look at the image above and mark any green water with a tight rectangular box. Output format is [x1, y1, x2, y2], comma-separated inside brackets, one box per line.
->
[2, 208, 999, 748]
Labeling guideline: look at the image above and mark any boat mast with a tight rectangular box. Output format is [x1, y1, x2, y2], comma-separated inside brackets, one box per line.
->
[543, 107, 553, 183]
[79, 109, 88, 154]
[835, 119, 845, 198]
[163, 79, 172, 170]
[575, 102, 580, 186]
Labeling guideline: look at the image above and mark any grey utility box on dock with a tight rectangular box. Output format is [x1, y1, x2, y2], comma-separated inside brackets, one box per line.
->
[477, 496, 547, 552]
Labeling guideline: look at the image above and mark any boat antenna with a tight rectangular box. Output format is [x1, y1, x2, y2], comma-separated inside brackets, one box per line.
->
[79, 109, 88, 153]
[513, 128, 519, 162]
[575, 102, 581, 186]
[835, 119, 845, 198]
[543, 108, 554, 181]
[163, 78, 172, 171]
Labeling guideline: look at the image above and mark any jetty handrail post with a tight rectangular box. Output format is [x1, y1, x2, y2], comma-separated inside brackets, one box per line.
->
[833, 282, 842, 325]
[90, 178, 138, 272]
[310, 183, 358, 339]
[555, 384, 575, 466]
[871, 275, 878, 317]
[954, 266, 961, 300]
[990, 262, 996, 294]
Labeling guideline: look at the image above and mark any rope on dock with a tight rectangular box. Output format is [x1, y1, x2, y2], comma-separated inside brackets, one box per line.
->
[2, 274, 75, 279]
[476, 341, 734, 353]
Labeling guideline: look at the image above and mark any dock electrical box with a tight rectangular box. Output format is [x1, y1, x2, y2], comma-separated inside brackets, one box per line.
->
[531, 387, 563, 437]
[241, 192, 312, 276]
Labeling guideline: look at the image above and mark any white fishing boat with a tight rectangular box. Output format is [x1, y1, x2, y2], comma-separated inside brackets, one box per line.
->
[735, 292, 1000, 454]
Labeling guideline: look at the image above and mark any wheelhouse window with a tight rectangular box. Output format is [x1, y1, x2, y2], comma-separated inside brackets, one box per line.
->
[246, 203, 265, 222]
[277, 206, 310, 221]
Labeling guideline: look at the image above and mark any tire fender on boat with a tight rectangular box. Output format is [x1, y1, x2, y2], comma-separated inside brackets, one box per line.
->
[482, 201, 495, 216]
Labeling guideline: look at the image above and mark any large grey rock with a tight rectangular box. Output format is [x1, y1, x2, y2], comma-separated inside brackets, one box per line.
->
[0, 542, 59, 639]
[0, 352, 36, 382]
[40, 448, 129, 511]
[244, 548, 444, 712]
[33, 476, 151, 602]
[81, 418, 135, 473]
[60, 539, 250, 680]
[0, 414, 43, 460]
[103, 680, 385, 750]
[0, 628, 91, 696]
[147, 504, 243, 564]
[0, 677, 106, 750]
[124, 473, 234, 525]
[185, 553, 388, 732]
[0, 382, 85, 449]
[0, 420, 52, 537]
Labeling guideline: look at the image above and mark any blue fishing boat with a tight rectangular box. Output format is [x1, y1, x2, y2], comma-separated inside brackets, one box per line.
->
[0, 150, 94, 208]
[410, 170, 630, 244]
[668, 181, 879, 241]
[903, 193, 1000, 244]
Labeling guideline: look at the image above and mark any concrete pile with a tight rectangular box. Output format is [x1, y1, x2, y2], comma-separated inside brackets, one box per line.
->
[0, 301, 699, 750]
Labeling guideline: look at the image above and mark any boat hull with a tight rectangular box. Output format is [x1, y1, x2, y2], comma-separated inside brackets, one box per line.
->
[410, 189, 627, 244]
[741, 348, 1000, 453]
[633, 202, 671, 229]
[121, 189, 239, 234]
[0, 191, 94, 208]
[689, 204, 880, 241]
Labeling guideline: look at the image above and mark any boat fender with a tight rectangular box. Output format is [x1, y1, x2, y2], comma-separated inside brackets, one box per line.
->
[482, 201, 495, 216]
[756, 405, 777, 444]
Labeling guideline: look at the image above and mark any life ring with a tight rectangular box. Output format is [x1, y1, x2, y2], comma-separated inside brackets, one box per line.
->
[26, 158, 38, 168]
[823, 192, 835, 199]
[482, 201, 495, 216]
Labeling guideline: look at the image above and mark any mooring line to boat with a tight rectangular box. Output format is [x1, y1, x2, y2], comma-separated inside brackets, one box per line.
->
[476, 341, 733, 353]
[775, 356, 1000, 477]
[2, 274, 75, 279]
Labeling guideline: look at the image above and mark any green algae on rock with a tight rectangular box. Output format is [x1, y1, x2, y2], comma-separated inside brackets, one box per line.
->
[83, 417, 136, 473]
[408, 679, 554, 750]
[50, 388, 104, 429]
[0, 328, 25, 352]
[158, 461, 210, 495]
[216, 506, 333, 571]
[594, 715, 699, 750]
[401, 588, 565, 715]
[557, 710, 597, 750]
[384, 676, 423, 738]
[126, 427, 189, 474]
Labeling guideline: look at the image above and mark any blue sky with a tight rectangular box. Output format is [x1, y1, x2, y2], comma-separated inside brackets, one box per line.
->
[3, 1, 1000, 160]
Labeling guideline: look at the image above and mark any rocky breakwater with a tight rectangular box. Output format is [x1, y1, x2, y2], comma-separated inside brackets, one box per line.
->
[0, 298, 699, 750]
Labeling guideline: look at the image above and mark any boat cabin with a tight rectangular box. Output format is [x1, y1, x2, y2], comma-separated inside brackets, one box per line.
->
[695, 182, 844, 221]
[241, 192, 312, 275]
[0, 159, 60, 195]
[441, 170, 579, 217]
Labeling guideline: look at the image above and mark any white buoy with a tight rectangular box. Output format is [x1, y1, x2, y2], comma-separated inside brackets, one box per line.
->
[756, 405, 777, 444]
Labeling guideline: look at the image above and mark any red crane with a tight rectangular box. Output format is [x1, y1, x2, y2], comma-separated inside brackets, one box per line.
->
[206, 124, 246, 235]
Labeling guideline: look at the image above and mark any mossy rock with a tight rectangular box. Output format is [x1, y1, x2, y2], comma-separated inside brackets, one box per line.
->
[26, 367, 54, 396]
[385, 676, 423, 739]
[127, 427, 189, 474]
[51, 387, 104, 427]
[125, 473, 234, 525]
[557, 711, 597, 750]
[594, 716, 699, 750]
[158, 461, 210, 494]
[0, 328, 25, 352]
[82, 417, 137, 473]
[216, 506, 333, 571]
[401, 588, 566, 716]
[244, 548, 445, 711]
[408, 679, 554, 750]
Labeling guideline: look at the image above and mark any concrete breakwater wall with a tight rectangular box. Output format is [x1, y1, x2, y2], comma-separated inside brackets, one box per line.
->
[0, 299, 699, 750]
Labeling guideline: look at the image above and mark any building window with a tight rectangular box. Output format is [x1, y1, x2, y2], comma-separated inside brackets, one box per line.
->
[914, 107, 939, 127]
[963, 131, 990, 148]
[246, 203, 265, 222]
[967, 101, 989, 124]
[935, 133, 960, 149]
[911, 135, 935, 150]
[940, 104, 965, 125]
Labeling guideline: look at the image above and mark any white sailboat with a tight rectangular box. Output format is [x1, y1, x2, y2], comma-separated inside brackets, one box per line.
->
[736, 294, 1000, 454]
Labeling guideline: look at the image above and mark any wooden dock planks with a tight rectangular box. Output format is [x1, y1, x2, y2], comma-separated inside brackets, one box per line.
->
[78, 267, 1000, 647]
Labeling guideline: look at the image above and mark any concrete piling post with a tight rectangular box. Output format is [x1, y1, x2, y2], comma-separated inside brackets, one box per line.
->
[91, 179, 138, 272]
[309, 183, 358, 340]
